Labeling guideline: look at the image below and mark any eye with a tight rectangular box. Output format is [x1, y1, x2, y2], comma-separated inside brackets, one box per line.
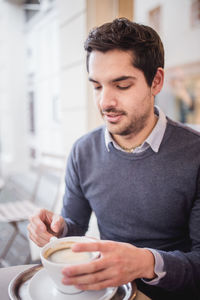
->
[117, 85, 131, 90]
[91, 83, 102, 90]
[94, 85, 102, 90]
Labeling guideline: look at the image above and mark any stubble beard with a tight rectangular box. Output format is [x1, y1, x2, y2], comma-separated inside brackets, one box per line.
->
[105, 108, 151, 137]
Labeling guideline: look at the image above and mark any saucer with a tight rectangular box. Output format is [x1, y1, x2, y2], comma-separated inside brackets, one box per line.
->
[28, 268, 118, 300]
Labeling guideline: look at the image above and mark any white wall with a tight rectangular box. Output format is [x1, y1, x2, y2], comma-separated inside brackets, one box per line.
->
[56, 0, 88, 155]
[0, 1, 28, 175]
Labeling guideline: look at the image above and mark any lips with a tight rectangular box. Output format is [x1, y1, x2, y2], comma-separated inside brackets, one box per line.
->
[103, 113, 123, 123]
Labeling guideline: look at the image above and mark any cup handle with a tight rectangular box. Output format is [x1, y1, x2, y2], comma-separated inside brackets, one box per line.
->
[50, 236, 58, 242]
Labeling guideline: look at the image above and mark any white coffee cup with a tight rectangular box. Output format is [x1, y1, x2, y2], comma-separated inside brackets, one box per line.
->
[40, 236, 98, 294]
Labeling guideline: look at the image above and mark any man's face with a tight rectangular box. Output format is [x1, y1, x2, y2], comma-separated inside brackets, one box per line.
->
[88, 49, 155, 138]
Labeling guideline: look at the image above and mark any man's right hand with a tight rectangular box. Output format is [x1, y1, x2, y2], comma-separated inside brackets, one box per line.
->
[27, 209, 66, 247]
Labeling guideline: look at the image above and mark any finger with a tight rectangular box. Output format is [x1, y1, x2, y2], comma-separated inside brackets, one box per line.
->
[72, 240, 114, 253]
[30, 209, 60, 236]
[28, 217, 53, 240]
[62, 266, 113, 286]
[62, 255, 112, 277]
[28, 230, 52, 247]
[27, 223, 53, 247]
[29, 213, 47, 232]
[75, 278, 117, 291]
[28, 217, 45, 234]
[40, 209, 55, 229]
[28, 223, 53, 241]
[28, 228, 52, 246]
[28, 231, 50, 247]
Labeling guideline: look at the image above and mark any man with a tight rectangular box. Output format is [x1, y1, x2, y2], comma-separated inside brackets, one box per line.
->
[28, 18, 200, 300]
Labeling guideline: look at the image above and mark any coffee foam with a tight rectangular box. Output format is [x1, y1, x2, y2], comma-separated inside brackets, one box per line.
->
[43, 241, 91, 264]
[43, 241, 75, 259]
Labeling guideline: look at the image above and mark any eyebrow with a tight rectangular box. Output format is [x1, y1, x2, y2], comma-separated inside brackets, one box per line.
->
[89, 75, 136, 84]
[112, 76, 136, 82]
[88, 78, 99, 83]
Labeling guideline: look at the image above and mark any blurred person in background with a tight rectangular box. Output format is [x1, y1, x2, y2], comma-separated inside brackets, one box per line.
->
[28, 18, 200, 300]
[170, 69, 194, 123]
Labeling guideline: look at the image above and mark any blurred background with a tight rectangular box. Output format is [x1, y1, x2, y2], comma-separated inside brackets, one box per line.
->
[0, 0, 200, 266]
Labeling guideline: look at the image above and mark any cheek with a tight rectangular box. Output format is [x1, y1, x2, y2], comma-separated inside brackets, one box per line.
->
[126, 91, 151, 112]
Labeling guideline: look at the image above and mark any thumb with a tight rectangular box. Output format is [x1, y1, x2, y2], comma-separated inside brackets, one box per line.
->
[50, 215, 63, 233]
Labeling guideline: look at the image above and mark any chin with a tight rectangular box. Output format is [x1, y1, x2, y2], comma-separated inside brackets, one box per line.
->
[106, 124, 120, 133]
[107, 127, 126, 136]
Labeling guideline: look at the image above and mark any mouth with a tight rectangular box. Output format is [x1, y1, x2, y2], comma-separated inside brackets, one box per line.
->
[103, 110, 125, 123]
[104, 114, 123, 123]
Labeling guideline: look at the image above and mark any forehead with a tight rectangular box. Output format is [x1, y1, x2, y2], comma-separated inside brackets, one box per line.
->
[88, 50, 134, 74]
[88, 49, 144, 82]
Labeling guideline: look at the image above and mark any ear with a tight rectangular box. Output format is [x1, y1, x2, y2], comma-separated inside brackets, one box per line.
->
[151, 67, 164, 96]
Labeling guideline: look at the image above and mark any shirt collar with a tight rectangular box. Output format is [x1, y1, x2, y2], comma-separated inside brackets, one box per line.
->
[105, 106, 167, 153]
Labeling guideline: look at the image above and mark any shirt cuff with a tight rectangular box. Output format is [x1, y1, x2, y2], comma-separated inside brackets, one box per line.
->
[142, 248, 166, 285]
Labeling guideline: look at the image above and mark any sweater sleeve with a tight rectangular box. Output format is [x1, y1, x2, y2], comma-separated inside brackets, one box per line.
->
[61, 146, 92, 236]
[154, 174, 200, 294]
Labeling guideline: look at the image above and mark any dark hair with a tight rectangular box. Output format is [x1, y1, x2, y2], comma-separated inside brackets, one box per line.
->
[84, 18, 164, 86]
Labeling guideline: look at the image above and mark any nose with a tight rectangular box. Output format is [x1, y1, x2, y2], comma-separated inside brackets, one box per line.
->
[99, 87, 117, 111]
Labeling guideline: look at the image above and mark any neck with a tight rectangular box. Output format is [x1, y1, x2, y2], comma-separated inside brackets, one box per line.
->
[116, 142, 142, 153]
[112, 114, 158, 150]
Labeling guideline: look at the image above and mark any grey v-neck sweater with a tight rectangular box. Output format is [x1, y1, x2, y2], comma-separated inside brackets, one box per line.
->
[62, 118, 200, 299]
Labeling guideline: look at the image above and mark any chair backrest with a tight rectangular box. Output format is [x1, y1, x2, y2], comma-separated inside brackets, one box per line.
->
[0, 171, 38, 203]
